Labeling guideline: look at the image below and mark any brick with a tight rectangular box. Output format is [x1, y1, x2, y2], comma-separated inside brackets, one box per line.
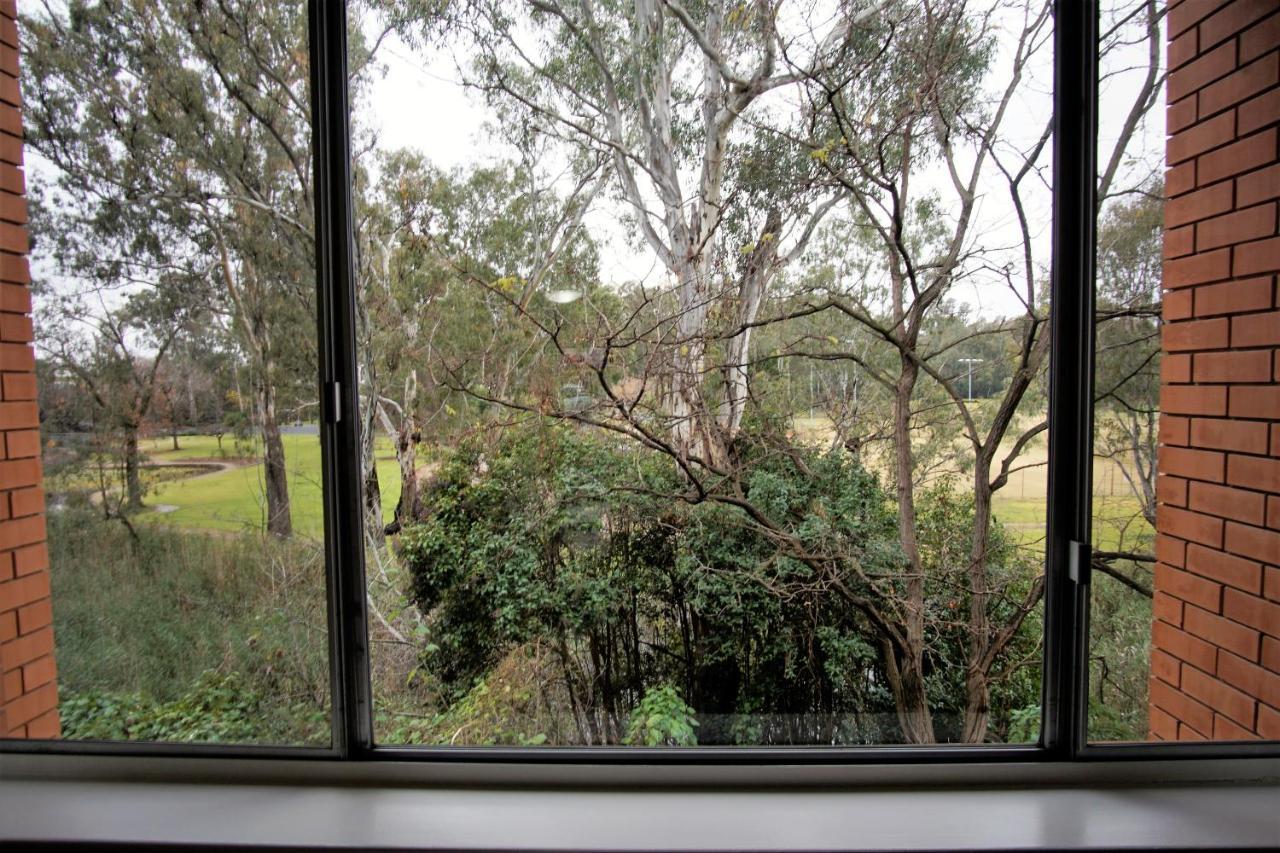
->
[0, 192, 25, 226]
[9, 487, 45, 518]
[1150, 705, 1178, 740]
[1, 667, 19, 701]
[1194, 348, 1274, 381]
[1213, 712, 1260, 739]
[1273, 423, 1280, 454]
[1155, 620, 1221, 672]
[1165, 226, 1196, 261]
[1229, 385, 1280, 419]
[0, 283, 27, 314]
[1187, 603, 1262, 660]
[1199, 53, 1280, 117]
[0, 610, 14, 642]
[21, 655, 54, 692]
[2, 683, 55, 729]
[1165, 317, 1230, 351]
[1189, 481, 1267, 524]
[1239, 87, 1280, 136]
[1265, 634, 1280, 670]
[1203, 131, 1280, 185]
[1179, 720, 1210, 739]
[0, 513, 43, 549]
[1198, 203, 1278, 251]
[1170, 94, 1200, 134]
[1260, 703, 1280, 737]
[1170, 0, 1234, 36]
[1227, 453, 1280, 491]
[0, 312, 32, 343]
[1161, 444, 1227, 481]
[1169, 112, 1238, 165]
[0, 457, 38, 490]
[0, 164, 21, 197]
[1190, 418, 1271, 454]
[1238, 162, 1280, 206]
[1169, 27, 1199, 70]
[1224, 587, 1280, 636]
[1194, 276, 1275, 316]
[0, 624, 53, 671]
[1168, 161, 1197, 197]
[16, 597, 50, 638]
[1165, 248, 1232, 287]
[1158, 533, 1188, 568]
[1157, 561, 1224, 609]
[1269, 495, 1280, 528]
[1232, 309, 1280, 346]
[0, 252, 28, 285]
[1150, 675, 1215, 734]
[1187, 542, 1264, 593]
[1201, 0, 1277, 49]
[1155, 590, 1186, 627]
[1161, 415, 1192, 446]
[1219, 650, 1280, 708]
[1166, 180, 1234, 228]
[1152, 648, 1182, 686]
[0, 401, 38, 430]
[1182, 664, 1257, 727]
[1169, 41, 1237, 102]
[0, 343, 32, 371]
[1159, 474, 1190, 506]
[24, 709, 59, 740]
[1159, 505, 1226, 548]
[1241, 10, 1280, 62]
[1161, 384, 1228, 416]
[1236, 236, 1280, 276]
[0, 563, 46, 612]
[1225, 520, 1280, 564]
[1, 371, 34, 400]
[13, 543, 47, 578]
[1162, 353, 1193, 384]
[4, 430, 38, 459]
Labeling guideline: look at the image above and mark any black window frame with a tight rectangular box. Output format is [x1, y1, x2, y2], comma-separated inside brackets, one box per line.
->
[2, 0, 1277, 769]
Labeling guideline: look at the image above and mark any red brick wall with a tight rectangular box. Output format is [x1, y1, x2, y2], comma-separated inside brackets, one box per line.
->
[0, 0, 57, 740]
[1151, 0, 1280, 742]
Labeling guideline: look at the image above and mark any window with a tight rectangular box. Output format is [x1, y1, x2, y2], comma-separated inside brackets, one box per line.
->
[0, 0, 1276, 770]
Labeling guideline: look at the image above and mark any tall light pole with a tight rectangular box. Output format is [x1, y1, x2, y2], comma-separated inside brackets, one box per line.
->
[959, 357, 984, 401]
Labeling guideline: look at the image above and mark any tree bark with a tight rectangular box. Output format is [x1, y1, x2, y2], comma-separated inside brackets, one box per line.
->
[123, 427, 144, 511]
[258, 368, 292, 538]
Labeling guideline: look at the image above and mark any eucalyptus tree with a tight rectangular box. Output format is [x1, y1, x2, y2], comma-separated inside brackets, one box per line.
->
[23, 0, 325, 536]
[392, 0, 847, 468]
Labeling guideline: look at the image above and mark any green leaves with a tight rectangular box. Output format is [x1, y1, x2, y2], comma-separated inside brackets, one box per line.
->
[623, 684, 698, 747]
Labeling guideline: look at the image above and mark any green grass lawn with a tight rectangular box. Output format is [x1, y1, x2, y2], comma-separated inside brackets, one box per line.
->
[139, 433, 403, 540]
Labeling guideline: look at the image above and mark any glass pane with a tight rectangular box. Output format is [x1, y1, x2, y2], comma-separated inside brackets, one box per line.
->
[10, 0, 330, 744]
[359, 0, 1053, 746]
[1089, 1, 1279, 743]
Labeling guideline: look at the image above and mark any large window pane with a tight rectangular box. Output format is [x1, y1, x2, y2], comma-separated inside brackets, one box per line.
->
[14, 0, 330, 745]
[356, 0, 1055, 747]
[1090, 1, 1280, 743]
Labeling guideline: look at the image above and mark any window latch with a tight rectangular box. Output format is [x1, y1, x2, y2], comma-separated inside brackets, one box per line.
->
[1068, 540, 1091, 586]
[325, 381, 342, 424]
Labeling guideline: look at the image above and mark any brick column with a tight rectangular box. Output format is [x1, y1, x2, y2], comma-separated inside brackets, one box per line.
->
[1150, 0, 1279, 742]
[0, 0, 57, 740]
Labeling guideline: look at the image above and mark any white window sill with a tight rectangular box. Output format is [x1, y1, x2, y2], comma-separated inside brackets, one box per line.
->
[1, 754, 1277, 850]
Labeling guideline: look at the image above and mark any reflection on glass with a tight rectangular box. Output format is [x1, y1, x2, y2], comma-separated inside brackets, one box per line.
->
[359, 0, 1054, 746]
[20, 0, 329, 744]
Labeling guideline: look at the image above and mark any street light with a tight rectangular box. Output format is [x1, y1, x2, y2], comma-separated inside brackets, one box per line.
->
[959, 357, 984, 401]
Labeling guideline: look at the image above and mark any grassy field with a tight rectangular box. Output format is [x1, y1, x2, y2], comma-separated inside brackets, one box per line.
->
[137, 433, 403, 540]
[115, 413, 1152, 553]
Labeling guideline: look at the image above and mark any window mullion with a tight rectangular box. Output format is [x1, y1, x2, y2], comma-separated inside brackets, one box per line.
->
[1042, 0, 1099, 759]
[309, 0, 375, 759]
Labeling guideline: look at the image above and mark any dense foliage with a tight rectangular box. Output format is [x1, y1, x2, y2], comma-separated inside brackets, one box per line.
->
[395, 421, 1042, 745]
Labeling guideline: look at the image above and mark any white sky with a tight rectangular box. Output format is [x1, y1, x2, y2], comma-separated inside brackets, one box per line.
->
[356, 1, 1164, 320]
